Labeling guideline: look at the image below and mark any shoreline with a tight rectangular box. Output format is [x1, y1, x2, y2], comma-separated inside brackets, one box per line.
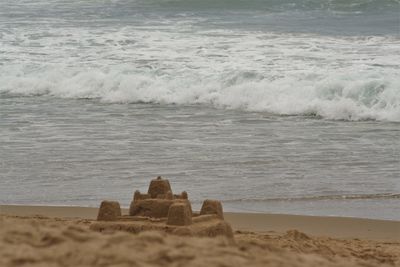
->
[1, 204, 399, 241]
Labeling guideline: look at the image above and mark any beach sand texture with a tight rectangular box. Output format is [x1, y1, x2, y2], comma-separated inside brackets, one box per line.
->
[1, 206, 399, 267]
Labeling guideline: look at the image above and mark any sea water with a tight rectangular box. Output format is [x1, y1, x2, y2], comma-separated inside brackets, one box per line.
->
[1, 0, 399, 220]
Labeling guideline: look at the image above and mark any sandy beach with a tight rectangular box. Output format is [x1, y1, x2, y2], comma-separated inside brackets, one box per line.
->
[1, 205, 399, 267]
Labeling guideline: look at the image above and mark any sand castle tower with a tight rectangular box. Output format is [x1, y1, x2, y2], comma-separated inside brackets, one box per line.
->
[93, 176, 232, 237]
[129, 176, 192, 225]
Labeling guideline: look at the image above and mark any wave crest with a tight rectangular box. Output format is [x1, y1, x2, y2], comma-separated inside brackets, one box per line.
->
[1, 66, 399, 122]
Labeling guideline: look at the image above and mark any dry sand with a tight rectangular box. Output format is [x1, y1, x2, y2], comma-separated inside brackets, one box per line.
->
[1, 205, 399, 267]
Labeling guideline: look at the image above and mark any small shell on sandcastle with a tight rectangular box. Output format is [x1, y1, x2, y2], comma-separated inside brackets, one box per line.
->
[92, 176, 233, 238]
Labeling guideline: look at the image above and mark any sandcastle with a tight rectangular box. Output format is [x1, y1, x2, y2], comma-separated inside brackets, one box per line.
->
[90, 177, 233, 238]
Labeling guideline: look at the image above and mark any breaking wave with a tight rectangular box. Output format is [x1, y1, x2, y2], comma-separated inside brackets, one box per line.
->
[1, 66, 399, 122]
[1, 1, 399, 122]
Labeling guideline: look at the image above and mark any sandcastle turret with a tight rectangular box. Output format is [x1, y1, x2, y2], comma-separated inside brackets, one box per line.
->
[200, 199, 224, 219]
[97, 200, 121, 221]
[167, 203, 192, 226]
[148, 176, 172, 198]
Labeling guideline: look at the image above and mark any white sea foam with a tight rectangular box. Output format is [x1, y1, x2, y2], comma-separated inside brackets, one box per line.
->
[1, 24, 399, 121]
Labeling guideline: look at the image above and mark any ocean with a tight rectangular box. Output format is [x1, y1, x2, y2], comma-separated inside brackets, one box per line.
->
[1, 0, 399, 220]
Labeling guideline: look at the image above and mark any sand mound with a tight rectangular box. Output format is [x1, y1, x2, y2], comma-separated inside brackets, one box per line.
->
[1, 215, 399, 267]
